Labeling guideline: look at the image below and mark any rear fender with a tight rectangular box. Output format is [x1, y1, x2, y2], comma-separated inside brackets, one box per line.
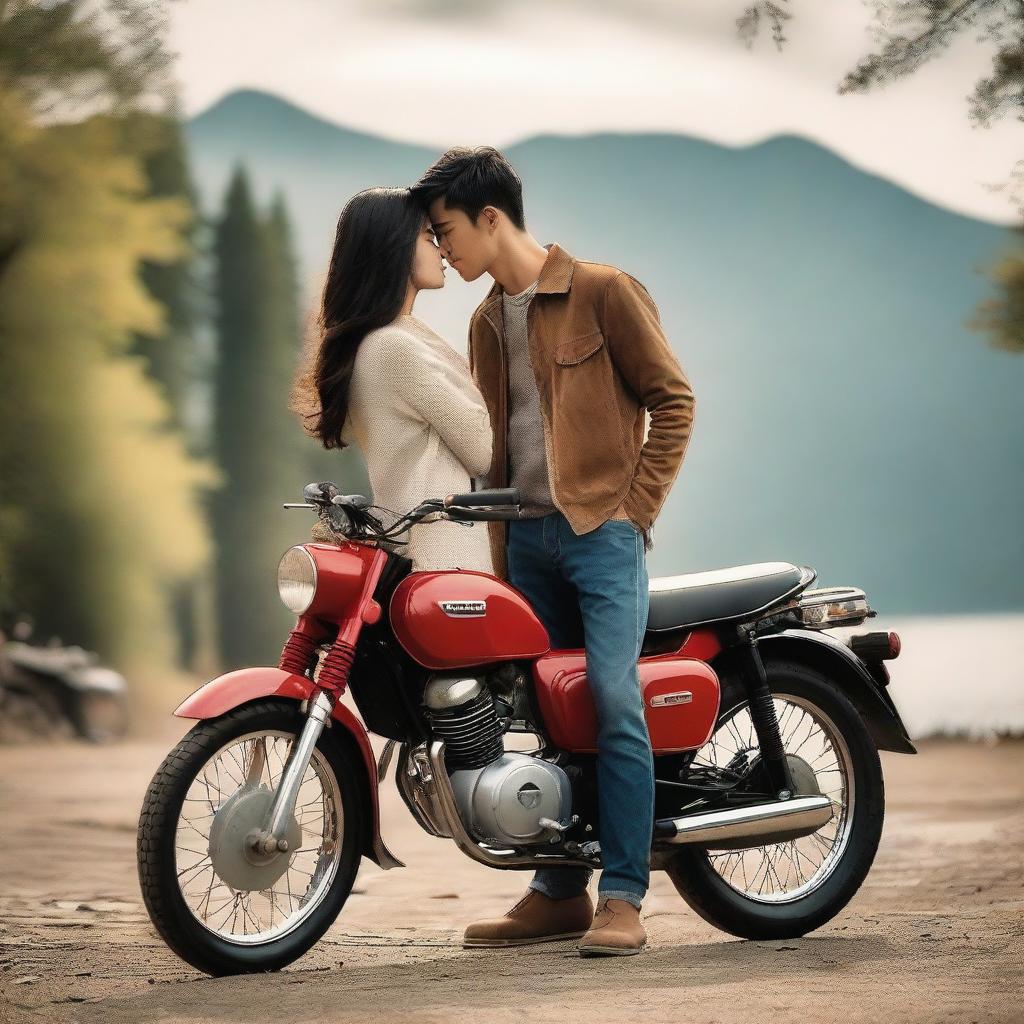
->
[754, 629, 916, 754]
[174, 666, 403, 868]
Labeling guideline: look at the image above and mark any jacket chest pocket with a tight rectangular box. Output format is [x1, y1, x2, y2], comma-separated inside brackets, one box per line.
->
[548, 330, 624, 497]
[551, 331, 616, 426]
[554, 331, 605, 366]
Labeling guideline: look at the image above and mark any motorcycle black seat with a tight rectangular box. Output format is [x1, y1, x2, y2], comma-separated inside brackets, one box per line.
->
[646, 562, 814, 632]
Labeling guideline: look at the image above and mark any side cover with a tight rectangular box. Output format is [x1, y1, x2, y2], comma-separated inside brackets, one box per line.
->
[533, 653, 721, 754]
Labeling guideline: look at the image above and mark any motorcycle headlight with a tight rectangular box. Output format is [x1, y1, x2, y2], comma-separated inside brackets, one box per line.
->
[277, 546, 318, 614]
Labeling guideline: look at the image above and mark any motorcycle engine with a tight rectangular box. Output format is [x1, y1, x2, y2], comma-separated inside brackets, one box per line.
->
[423, 672, 572, 847]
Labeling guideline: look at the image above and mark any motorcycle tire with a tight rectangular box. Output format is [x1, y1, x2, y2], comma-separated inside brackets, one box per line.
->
[666, 659, 884, 940]
[137, 698, 365, 976]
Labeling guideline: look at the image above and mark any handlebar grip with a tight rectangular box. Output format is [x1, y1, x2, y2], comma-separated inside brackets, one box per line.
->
[444, 487, 520, 508]
[331, 494, 371, 509]
[445, 506, 521, 522]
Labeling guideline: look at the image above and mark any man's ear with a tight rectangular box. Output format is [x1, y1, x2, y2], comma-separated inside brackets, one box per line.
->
[482, 206, 500, 233]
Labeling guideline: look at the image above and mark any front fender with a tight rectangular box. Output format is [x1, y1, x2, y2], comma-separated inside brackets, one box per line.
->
[175, 667, 403, 869]
[755, 629, 917, 754]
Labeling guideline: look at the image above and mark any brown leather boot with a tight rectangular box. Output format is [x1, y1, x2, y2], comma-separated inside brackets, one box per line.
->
[577, 896, 647, 956]
[462, 888, 594, 948]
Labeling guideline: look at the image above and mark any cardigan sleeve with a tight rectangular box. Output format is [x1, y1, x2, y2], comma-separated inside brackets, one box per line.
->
[376, 327, 493, 478]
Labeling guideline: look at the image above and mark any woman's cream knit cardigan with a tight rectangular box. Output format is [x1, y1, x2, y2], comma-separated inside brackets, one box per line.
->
[339, 314, 496, 573]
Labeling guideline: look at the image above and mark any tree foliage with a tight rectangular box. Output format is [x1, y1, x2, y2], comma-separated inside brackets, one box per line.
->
[0, 2, 216, 675]
[0, 0, 174, 117]
[970, 229, 1024, 351]
[211, 170, 309, 668]
[129, 112, 202, 435]
[738, 0, 1023, 129]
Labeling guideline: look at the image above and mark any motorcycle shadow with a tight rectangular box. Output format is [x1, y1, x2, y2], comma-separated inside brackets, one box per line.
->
[84, 933, 898, 1023]
[456, 930, 897, 981]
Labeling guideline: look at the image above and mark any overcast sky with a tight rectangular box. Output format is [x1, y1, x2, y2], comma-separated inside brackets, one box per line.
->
[167, 0, 1023, 225]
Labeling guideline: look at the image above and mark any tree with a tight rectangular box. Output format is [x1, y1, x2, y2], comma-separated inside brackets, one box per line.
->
[738, 0, 1023, 129]
[211, 169, 306, 668]
[0, 0, 174, 117]
[129, 111, 202, 434]
[0, 1, 215, 681]
[970, 228, 1024, 350]
[125, 110, 211, 671]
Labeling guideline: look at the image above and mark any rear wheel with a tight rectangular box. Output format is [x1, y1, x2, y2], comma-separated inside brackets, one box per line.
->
[137, 699, 365, 975]
[665, 659, 884, 939]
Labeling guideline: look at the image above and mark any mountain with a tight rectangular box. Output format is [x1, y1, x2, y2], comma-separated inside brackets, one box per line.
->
[186, 89, 1024, 615]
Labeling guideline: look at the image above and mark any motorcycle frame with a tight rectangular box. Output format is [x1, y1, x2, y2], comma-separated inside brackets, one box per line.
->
[172, 539, 915, 875]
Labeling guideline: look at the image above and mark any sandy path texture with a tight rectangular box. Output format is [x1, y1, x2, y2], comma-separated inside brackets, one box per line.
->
[0, 729, 1021, 1024]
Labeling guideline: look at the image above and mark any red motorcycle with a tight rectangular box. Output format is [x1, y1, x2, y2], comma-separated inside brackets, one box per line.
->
[137, 482, 914, 976]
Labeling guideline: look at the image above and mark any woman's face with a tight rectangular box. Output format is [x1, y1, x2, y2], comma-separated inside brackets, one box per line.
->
[410, 218, 446, 291]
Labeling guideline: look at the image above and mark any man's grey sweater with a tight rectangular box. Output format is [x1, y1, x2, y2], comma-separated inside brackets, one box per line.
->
[502, 279, 557, 519]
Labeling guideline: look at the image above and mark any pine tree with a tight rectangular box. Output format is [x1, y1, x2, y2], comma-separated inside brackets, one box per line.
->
[211, 168, 304, 668]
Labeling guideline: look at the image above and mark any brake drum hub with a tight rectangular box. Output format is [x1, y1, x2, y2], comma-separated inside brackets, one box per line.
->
[207, 787, 302, 892]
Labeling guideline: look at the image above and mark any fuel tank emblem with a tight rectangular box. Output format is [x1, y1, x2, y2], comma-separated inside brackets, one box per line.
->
[438, 599, 487, 618]
[649, 690, 693, 708]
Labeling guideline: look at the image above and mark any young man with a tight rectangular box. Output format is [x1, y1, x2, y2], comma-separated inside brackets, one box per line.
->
[410, 147, 696, 956]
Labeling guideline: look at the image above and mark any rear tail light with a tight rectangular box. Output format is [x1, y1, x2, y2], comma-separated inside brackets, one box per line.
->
[848, 631, 901, 661]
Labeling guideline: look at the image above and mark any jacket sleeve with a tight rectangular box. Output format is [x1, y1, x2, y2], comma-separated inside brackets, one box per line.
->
[601, 272, 696, 530]
[388, 330, 493, 478]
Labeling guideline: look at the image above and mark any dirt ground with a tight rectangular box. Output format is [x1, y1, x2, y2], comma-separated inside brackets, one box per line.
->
[0, 726, 1021, 1024]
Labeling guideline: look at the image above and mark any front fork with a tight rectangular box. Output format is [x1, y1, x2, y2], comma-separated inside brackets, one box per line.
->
[736, 628, 795, 798]
[250, 689, 334, 855]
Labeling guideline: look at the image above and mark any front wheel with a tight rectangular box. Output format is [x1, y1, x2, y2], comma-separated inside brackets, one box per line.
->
[666, 659, 884, 939]
[137, 699, 365, 976]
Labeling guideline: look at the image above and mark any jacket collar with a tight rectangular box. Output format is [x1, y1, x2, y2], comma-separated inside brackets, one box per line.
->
[479, 242, 575, 314]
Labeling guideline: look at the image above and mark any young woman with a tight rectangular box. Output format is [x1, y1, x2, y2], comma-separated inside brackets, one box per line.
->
[292, 187, 494, 572]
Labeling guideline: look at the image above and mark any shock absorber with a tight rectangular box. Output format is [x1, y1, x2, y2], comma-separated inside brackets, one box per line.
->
[279, 616, 333, 677]
[279, 627, 320, 676]
[738, 630, 795, 797]
[317, 640, 357, 695]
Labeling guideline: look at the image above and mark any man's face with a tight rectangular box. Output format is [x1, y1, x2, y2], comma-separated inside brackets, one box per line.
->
[428, 197, 497, 282]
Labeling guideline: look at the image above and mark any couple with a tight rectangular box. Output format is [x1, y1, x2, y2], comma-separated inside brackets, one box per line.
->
[295, 146, 696, 956]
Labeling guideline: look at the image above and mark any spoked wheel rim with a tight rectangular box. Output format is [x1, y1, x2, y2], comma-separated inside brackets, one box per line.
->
[689, 693, 855, 904]
[174, 730, 344, 945]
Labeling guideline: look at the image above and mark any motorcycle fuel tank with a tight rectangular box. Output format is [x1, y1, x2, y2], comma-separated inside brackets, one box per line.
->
[389, 570, 550, 669]
[533, 652, 721, 754]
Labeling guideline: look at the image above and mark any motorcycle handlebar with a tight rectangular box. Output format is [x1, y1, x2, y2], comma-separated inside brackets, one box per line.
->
[444, 505, 522, 522]
[443, 487, 520, 508]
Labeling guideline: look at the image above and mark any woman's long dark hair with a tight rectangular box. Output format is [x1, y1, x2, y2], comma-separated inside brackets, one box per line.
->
[292, 187, 424, 448]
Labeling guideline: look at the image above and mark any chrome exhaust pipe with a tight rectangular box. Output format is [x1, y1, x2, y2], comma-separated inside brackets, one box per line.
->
[653, 795, 835, 850]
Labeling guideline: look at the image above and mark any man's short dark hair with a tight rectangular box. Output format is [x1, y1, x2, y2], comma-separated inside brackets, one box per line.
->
[409, 146, 525, 230]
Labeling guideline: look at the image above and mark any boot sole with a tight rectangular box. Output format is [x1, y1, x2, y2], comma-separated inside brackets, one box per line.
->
[578, 943, 646, 957]
[462, 930, 589, 949]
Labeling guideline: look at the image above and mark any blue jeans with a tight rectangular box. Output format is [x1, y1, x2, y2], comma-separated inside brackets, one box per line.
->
[507, 511, 653, 909]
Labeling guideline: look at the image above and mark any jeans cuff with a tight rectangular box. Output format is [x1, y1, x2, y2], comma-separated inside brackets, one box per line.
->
[528, 875, 591, 901]
[597, 887, 645, 910]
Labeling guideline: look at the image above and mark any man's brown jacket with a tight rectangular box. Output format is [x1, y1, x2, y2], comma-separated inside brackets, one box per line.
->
[468, 243, 696, 580]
